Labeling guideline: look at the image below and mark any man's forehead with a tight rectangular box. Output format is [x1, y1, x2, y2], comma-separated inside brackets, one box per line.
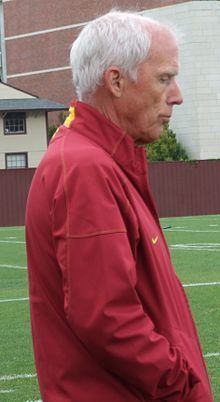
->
[148, 27, 179, 56]
[150, 24, 178, 46]
[145, 46, 179, 74]
[147, 36, 179, 71]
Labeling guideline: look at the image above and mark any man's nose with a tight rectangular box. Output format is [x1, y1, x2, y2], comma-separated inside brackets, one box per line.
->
[168, 80, 183, 105]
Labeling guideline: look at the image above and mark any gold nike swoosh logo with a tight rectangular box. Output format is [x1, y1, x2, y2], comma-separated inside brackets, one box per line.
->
[152, 236, 159, 245]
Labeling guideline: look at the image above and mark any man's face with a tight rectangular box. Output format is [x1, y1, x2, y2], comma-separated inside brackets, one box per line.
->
[120, 31, 183, 144]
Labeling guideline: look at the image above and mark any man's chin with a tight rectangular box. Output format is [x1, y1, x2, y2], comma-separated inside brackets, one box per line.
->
[134, 126, 164, 145]
[147, 128, 164, 144]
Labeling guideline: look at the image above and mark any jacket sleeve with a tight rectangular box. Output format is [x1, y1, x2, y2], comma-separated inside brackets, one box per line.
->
[52, 160, 205, 402]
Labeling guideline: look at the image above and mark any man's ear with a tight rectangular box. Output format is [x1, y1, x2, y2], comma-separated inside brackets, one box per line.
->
[103, 66, 125, 98]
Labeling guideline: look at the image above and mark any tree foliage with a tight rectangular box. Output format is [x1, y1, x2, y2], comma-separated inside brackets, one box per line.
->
[146, 125, 189, 161]
[48, 112, 68, 141]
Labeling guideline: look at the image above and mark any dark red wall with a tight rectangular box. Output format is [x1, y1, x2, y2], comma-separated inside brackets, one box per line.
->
[0, 160, 219, 227]
[149, 160, 220, 217]
[0, 168, 35, 227]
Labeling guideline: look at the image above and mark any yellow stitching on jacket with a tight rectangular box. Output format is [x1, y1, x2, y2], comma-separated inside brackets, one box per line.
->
[111, 133, 126, 156]
[60, 135, 70, 237]
[67, 229, 127, 239]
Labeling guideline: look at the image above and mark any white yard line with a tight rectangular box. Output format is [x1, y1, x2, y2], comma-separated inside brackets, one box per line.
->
[170, 248, 220, 252]
[170, 243, 220, 252]
[0, 227, 23, 231]
[172, 248, 220, 252]
[204, 352, 220, 358]
[0, 373, 36, 381]
[183, 282, 220, 287]
[0, 297, 29, 303]
[172, 243, 220, 246]
[0, 389, 15, 393]
[0, 240, 25, 244]
[168, 229, 220, 233]
[0, 264, 26, 269]
[25, 400, 42, 402]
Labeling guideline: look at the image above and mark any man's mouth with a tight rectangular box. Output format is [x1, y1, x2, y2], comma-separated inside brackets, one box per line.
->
[161, 115, 171, 123]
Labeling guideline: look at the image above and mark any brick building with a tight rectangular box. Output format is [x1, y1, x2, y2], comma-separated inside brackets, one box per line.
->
[1, 0, 190, 108]
[1, 0, 220, 160]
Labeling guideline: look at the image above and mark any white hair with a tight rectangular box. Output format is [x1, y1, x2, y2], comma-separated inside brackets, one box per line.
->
[70, 11, 173, 102]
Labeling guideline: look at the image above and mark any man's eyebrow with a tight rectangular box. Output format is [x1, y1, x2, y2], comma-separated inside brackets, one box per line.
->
[158, 69, 178, 77]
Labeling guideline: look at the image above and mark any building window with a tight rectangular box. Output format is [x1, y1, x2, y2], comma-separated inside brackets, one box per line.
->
[4, 112, 26, 135]
[5, 153, 28, 169]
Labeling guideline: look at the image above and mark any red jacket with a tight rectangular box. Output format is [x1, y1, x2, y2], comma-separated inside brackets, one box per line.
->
[26, 101, 213, 402]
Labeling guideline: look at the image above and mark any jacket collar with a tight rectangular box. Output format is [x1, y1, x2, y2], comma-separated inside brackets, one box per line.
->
[67, 101, 158, 220]
[69, 101, 147, 176]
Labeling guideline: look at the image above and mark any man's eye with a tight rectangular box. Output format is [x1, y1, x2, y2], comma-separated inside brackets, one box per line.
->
[160, 76, 170, 83]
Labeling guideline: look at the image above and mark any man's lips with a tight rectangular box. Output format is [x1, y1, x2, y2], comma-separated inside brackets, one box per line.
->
[160, 115, 171, 123]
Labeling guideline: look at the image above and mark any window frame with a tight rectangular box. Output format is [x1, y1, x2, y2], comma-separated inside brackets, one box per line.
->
[5, 152, 28, 169]
[3, 112, 27, 135]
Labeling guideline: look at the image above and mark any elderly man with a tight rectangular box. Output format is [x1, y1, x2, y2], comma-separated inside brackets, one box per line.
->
[26, 10, 213, 402]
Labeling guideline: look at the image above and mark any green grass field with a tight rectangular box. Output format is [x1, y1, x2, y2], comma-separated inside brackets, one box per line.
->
[0, 215, 219, 401]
